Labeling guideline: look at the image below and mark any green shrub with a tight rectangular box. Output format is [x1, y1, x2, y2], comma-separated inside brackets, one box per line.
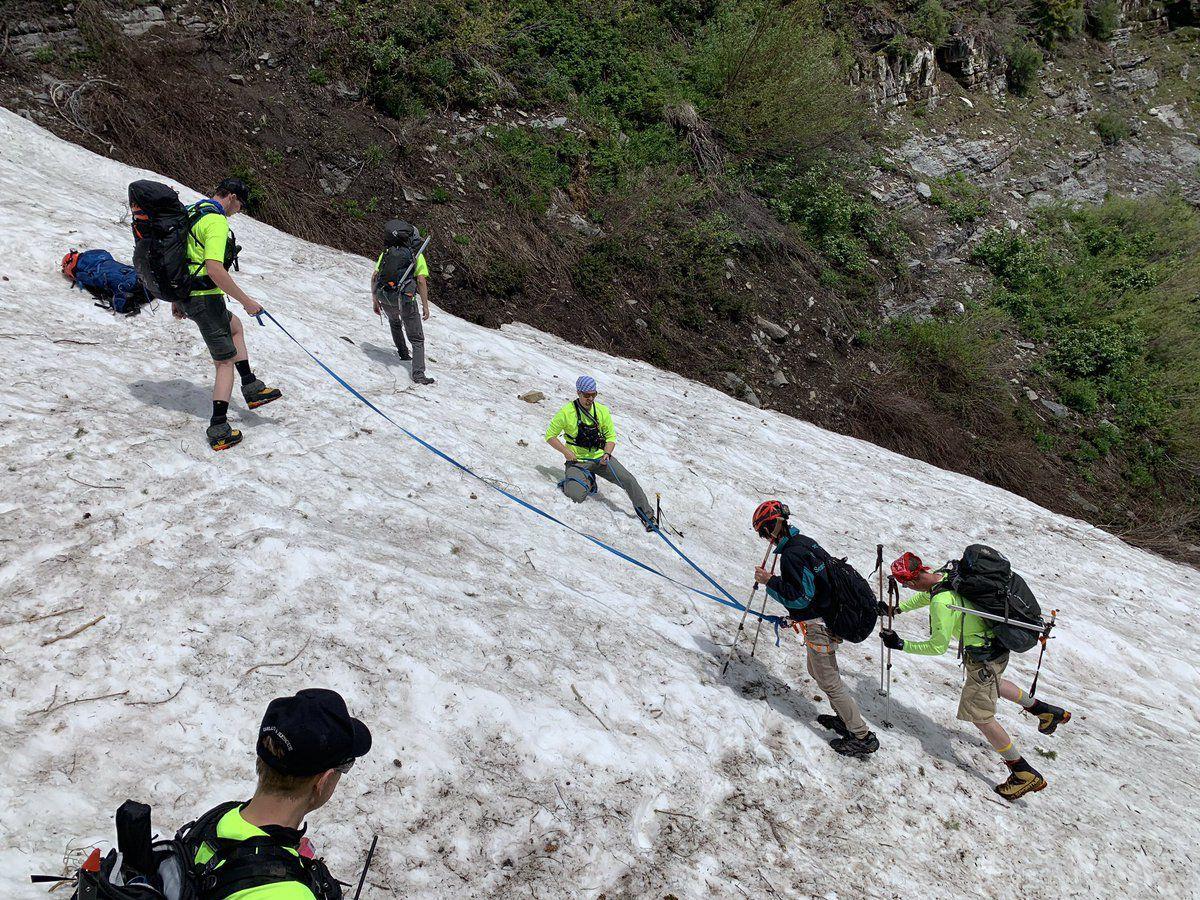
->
[754, 158, 897, 272]
[876, 307, 1012, 403]
[1007, 42, 1042, 96]
[1036, 0, 1086, 45]
[929, 173, 991, 224]
[912, 0, 952, 47]
[1094, 111, 1130, 145]
[264, 148, 284, 167]
[1087, 0, 1120, 40]
[307, 67, 330, 86]
[693, 0, 861, 158]
[32, 46, 56, 65]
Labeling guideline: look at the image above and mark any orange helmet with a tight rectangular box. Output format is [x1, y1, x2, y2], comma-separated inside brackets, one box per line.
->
[752, 500, 789, 538]
[890, 552, 930, 584]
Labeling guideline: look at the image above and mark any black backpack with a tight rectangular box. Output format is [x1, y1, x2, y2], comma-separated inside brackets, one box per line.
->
[376, 219, 423, 303]
[37, 800, 341, 900]
[129, 182, 240, 303]
[938, 544, 1044, 653]
[822, 554, 880, 643]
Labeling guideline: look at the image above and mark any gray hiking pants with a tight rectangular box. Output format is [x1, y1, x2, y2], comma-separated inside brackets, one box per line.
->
[379, 294, 426, 378]
[562, 456, 652, 522]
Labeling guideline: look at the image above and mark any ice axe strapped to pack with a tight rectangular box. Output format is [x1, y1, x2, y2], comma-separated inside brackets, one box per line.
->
[937, 544, 1046, 653]
[376, 220, 429, 303]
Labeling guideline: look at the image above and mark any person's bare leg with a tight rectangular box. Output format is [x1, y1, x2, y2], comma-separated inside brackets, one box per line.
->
[975, 718, 1017, 756]
[230, 313, 248, 363]
[214, 359, 235, 403]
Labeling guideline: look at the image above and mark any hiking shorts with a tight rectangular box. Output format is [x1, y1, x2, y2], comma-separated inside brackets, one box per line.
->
[181, 294, 236, 361]
[957, 651, 1010, 724]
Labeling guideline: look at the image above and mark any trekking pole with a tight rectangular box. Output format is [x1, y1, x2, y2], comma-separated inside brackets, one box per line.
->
[1029, 609, 1058, 698]
[748, 552, 781, 657]
[874, 544, 885, 694]
[656, 492, 661, 527]
[352, 834, 378, 900]
[883, 575, 899, 729]
[719, 542, 775, 676]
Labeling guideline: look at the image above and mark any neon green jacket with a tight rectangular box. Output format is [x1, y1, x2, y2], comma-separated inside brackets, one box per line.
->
[898, 587, 995, 656]
[194, 806, 315, 900]
[545, 401, 615, 461]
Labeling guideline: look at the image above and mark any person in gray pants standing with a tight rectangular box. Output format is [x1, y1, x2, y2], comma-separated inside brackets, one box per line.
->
[371, 219, 434, 385]
[545, 375, 656, 531]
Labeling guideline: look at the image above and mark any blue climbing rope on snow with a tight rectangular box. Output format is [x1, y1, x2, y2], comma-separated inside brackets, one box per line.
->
[258, 309, 787, 631]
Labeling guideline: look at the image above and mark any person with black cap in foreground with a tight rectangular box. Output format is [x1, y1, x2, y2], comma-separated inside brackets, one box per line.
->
[883, 552, 1071, 800]
[174, 177, 283, 450]
[189, 688, 372, 898]
[751, 500, 881, 757]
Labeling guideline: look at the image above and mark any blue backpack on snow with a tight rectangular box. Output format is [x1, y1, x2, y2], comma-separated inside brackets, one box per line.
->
[62, 248, 150, 315]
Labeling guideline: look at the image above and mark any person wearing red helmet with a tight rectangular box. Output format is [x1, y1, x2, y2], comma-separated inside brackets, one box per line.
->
[883, 552, 1071, 800]
[751, 501, 880, 758]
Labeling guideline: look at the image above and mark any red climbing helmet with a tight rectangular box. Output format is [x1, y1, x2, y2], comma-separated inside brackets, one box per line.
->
[752, 500, 789, 538]
[890, 551, 930, 584]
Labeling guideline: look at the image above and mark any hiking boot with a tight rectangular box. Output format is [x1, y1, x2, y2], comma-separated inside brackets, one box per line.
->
[397, 349, 412, 361]
[830, 731, 879, 758]
[1030, 701, 1071, 735]
[995, 758, 1047, 800]
[207, 421, 243, 452]
[411, 374, 436, 385]
[241, 379, 283, 409]
[817, 714, 852, 739]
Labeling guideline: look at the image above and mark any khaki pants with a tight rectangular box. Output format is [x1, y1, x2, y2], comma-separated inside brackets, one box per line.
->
[803, 622, 869, 738]
[957, 651, 1010, 723]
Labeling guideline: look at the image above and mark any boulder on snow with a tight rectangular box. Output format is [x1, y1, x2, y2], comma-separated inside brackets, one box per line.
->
[519, 391, 545, 403]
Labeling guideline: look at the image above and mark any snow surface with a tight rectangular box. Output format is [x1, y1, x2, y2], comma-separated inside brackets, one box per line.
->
[1, 107, 1198, 899]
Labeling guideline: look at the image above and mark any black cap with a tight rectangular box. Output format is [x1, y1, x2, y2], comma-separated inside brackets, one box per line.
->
[215, 177, 251, 204]
[257, 688, 372, 777]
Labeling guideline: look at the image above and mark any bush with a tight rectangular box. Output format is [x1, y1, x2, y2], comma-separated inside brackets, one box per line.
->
[693, 0, 862, 158]
[912, 0, 952, 47]
[1036, 0, 1086, 45]
[1007, 42, 1042, 96]
[307, 67, 329, 86]
[873, 307, 1013, 412]
[755, 159, 895, 272]
[1087, 0, 1120, 40]
[1094, 111, 1130, 145]
[929, 173, 991, 224]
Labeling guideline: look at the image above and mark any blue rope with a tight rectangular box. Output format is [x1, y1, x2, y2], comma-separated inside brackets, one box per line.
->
[258, 309, 785, 628]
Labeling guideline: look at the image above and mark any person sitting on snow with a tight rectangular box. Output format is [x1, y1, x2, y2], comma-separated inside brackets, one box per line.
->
[545, 375, 655, 530]
[882, 551, 1071, 800]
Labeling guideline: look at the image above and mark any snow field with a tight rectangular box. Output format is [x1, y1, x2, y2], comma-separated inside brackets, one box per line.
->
[1, 108, 1198, 898]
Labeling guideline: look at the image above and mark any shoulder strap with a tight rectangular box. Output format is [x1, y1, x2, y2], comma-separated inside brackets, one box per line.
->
[199, 838, 320, 900]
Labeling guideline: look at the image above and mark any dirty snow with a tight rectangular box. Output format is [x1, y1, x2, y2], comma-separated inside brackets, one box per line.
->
[1, 108, 1197, 898]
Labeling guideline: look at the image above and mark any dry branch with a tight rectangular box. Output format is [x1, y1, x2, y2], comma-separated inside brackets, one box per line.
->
[42, 614, 106, 646]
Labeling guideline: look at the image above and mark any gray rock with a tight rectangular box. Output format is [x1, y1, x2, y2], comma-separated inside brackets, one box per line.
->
[402, 187, 428, 202]
[915, 181, 933, 199]
[755, 316, 789, 341]
[635, 318, 648, 330]
[518, 390, 545, 403]
[318, 163, 353, 196]
[868, 361, 881, 375]
[228, 73, 245, 84]
[1040, 398, 1070, 418]
[567, 212, 601, 238]
[723, 372, 746, 391]
[1016, 340, 1036, 350]
[548, 116, 568, 128]
[743, 387, 763, 408]
[771, 370, 789, 387]
[1025, 388, 1039, 401]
